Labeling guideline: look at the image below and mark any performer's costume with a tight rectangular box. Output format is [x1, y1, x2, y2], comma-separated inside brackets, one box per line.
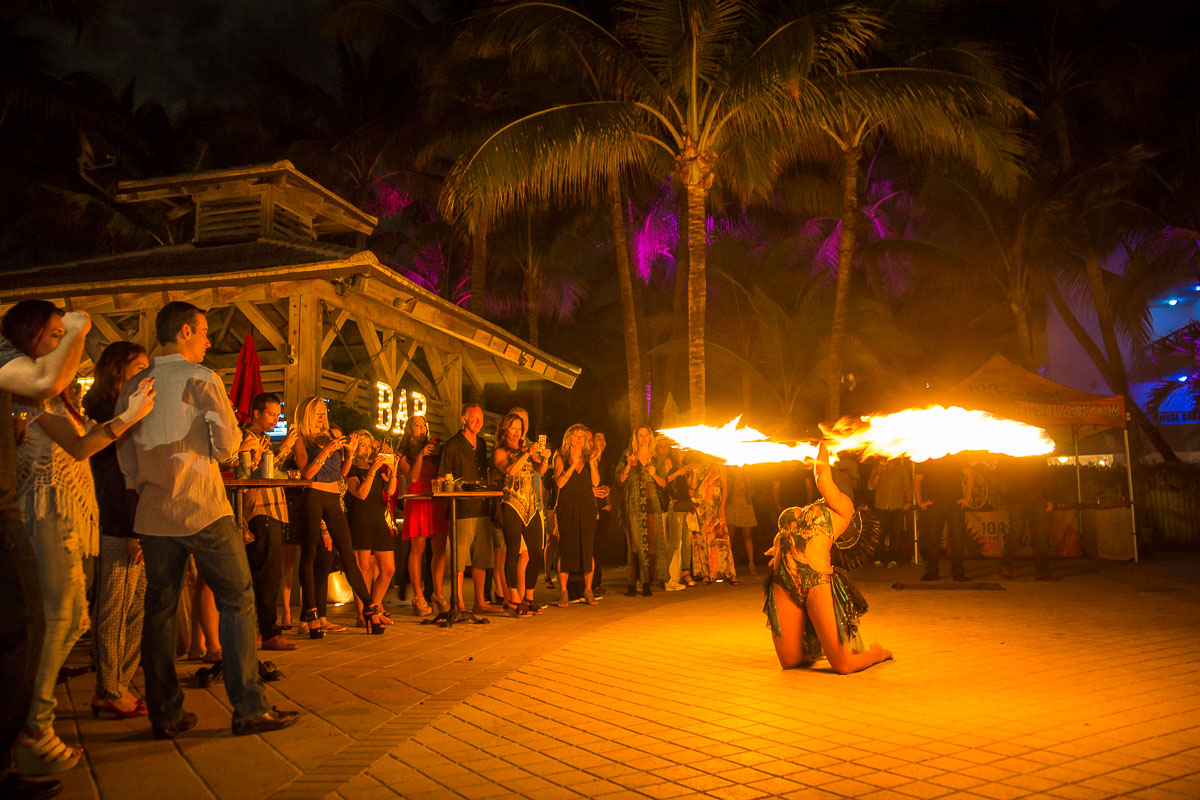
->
[763, 504, 867, 659]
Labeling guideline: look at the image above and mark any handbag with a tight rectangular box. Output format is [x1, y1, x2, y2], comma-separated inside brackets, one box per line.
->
[327, 570, 353, 605]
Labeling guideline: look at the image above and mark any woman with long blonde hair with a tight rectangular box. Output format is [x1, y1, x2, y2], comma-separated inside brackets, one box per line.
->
[291, 397, 383, 637]
[616, 424, 665, 596]
[553, 424, 600, 607]
[397, 415, 447, 616]
[345, 430, 398, 628]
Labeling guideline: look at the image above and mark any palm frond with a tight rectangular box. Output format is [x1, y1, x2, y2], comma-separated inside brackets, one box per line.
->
[439, 100, 665, 228]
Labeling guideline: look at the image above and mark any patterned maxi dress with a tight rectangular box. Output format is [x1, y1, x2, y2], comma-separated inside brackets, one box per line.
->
[692, 463, 736, 581]
[620, 455, 665, 585]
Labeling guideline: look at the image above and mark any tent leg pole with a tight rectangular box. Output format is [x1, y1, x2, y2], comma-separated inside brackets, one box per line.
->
[1124, 426, 1138, 563]
[1074, 427, 1084, 554]
[912, 459, 920, 565]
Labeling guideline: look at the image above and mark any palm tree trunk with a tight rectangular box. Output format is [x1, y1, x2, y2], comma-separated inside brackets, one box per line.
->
[1013, 303, 1034, 369]
[826, 145, 860, 423]
[684, 182, 708, 423]
[1083, 253, 1127, 395]
[526, 267, 543, 429]
[1047, 282, 1178, 462]
[470, 220, 488, 317]
[609, 172, 645, 431]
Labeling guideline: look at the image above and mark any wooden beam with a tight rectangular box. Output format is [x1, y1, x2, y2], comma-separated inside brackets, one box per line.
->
[234, 301, 287, 353]
[284, 294, 320, 414]
[354, 315, 393, 386]
[137, 310, 156, 354]
[460, 347, 485, 393]
[90, 314, 126, 345]
[493, 357, 519, 391]
[394, 339, 419, 385]
[321, 308, 350, 356]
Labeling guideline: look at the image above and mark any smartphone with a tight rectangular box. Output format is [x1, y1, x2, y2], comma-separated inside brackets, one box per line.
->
[537, 434, 547, 447]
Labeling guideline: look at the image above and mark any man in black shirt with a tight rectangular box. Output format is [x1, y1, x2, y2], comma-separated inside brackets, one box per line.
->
[0, 309, 90, 800]
[914, 455, 972, 581]
[438, 402, 499, 614]
[991, 457, 1054, 581]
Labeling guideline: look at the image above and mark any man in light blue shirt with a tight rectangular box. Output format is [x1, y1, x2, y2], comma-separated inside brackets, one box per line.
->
[117, 301, 299, 738]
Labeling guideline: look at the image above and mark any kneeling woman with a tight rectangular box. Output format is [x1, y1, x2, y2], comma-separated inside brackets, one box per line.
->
[763, 443, 891, 674]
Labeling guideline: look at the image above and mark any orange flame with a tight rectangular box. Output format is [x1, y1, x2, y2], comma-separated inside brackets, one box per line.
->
[657, 417, 819, 466]
[659, 407, 1055, 465]
[822, 406, 1056, 462]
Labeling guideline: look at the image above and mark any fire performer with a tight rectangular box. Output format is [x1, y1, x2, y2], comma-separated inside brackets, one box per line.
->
[762, 442, 892, 674]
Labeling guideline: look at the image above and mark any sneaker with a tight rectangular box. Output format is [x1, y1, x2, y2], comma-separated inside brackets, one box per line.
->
[887, 561, 898, 568]
[665, 580, 686, 592]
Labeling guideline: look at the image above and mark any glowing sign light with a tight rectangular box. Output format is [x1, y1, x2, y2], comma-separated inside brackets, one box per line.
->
[376, 382, 427, 434]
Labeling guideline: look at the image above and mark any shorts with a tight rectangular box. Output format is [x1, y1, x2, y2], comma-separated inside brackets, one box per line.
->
[454, 517, 496, 569]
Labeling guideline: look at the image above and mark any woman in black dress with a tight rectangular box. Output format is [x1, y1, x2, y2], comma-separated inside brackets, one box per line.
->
[553, 424, 601, 607]
[346, 430, 398, 628]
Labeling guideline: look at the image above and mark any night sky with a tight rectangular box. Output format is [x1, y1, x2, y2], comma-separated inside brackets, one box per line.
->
[26, 0, 337, 112]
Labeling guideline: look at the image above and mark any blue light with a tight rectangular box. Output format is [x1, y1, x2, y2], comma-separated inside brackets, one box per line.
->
[1193, 285, 1200, 291]
[1178, 376, 1189, 383]
[1168, 299, 1179, 306]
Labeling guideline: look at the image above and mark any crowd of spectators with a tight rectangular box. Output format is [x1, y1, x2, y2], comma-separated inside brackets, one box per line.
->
[0, 297, 1058, 799]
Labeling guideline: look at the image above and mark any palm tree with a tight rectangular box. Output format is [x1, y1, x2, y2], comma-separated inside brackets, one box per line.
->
[440, 0, 904, 424]
[766, 35, 1028, 419]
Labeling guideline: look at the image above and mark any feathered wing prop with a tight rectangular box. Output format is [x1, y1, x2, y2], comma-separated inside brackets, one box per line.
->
[831, 508, 880, 571]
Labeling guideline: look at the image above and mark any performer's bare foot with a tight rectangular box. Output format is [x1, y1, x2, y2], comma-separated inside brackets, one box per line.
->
[869, 642, 894, 662]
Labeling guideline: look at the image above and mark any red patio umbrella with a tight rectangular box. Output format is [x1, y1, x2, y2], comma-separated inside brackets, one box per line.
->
[230, 332, 264, 426]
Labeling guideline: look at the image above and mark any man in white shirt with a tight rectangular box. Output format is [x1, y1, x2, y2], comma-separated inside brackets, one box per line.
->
[117, 302, 299, 738]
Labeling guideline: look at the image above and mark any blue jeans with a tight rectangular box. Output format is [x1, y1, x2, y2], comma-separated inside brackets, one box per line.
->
[24, 512, 87, 734]
[1, 504, 43, 771]
[140, 516, 269, 726]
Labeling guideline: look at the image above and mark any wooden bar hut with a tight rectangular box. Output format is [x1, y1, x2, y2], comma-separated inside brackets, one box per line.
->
[0, 162, 580, 435]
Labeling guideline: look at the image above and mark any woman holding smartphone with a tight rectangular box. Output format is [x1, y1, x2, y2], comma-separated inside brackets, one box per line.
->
[492, 413, 547, 617]
[292, 397, 385, 637]
[398, 415, 447, 616]
[346, 430, 398, 628]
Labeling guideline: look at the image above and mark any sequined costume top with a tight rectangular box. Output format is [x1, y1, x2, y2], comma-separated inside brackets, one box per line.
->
[762, 503, 865, 654]
[499, 448, 539, 526]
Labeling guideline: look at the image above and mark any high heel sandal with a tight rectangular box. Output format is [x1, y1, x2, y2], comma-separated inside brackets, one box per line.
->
[301, 609, 323, 639]
[90, 696, 148, 719]
[14, 729, 82, 775]
[413, 597, 433, 617]
[364, 605, 386, 635]
[431, 595, 450, 614]
[522, 598, 543, 616]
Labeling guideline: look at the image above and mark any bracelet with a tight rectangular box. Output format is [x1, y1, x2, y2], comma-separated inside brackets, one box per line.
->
[102, 420, 119, 440]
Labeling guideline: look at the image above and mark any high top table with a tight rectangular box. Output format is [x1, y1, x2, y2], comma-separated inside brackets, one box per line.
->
[205, 476, 313, 686]
[224, 476, 313, 528]
[402, 489, 503, 628]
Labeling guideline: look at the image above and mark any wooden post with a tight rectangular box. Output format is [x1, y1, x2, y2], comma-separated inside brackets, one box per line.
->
[284, 293, 321, 417]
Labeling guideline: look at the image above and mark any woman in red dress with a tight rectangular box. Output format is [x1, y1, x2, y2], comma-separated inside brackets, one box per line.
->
[398, 415, 448, 616]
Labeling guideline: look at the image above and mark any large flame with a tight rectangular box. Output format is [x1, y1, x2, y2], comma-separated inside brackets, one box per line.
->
[658, 417, 819, 466]
[659, 407, 1055, 465]
[822, 406, 1055, 462]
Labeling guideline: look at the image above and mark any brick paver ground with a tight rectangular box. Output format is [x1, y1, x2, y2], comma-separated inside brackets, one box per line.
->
[51, 556, 1200, 800]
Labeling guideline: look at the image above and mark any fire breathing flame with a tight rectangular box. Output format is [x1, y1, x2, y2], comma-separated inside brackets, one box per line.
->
[657, 417, 819, 466]
[821, 405, 1055, 462]
[658, 407, 1054, 465]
